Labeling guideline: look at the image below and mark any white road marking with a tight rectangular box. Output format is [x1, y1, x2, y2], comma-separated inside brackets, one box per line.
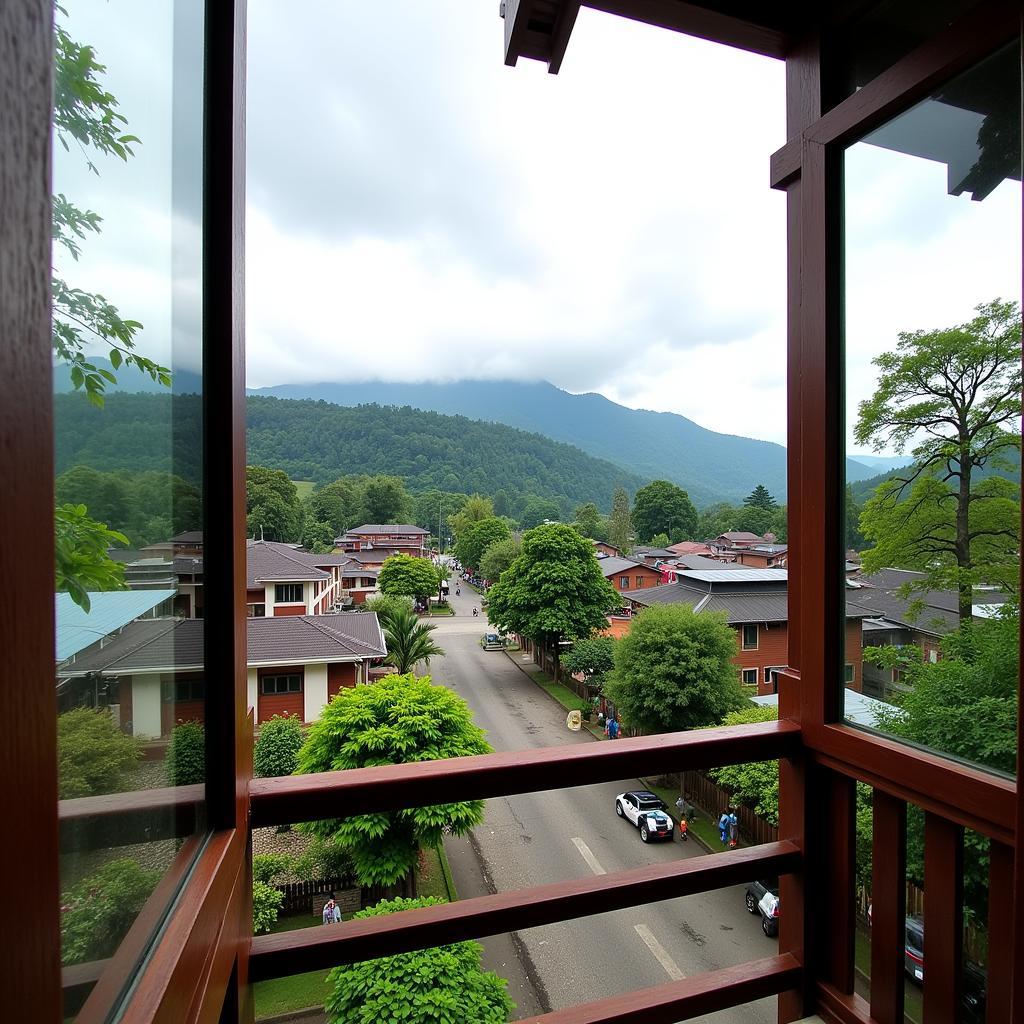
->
[633, 923, 686, 981]
[571, 837, 606, 876]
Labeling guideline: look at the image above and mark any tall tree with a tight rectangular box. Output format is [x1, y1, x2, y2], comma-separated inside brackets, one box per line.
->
[478, 535, 522, 584]
[448, 494, 494, 540]
[743, 484, 778, 510]
[297, 674, 490, 887]
[246, 466, 302, 541]
[573, 501, 606, 540]
[454, 516, 511, 572]
[632, 480, 698, 544]
[324, 897, 513, 1024]
[607, 486, 633, 553]
[486, 523, 620, 651]
[360, 474, 413, 524]
[379, 604, 446, 675]
[855, 299, 1021, 621]
[412, 489, 468, 544]
[605, 604, 745, 733]
[519, 495, 562, 530]
[378, 554, 443, 601]
[308, 477, 363, 536]
[561, 636, 616, 692]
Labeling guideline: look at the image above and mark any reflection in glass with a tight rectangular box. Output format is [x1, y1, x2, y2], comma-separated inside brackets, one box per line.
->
[843, 42, 1021, 777]
[53, 0, 206, 1010]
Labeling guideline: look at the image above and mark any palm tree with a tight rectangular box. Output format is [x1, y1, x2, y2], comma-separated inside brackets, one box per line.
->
[379, 604, 445, 675]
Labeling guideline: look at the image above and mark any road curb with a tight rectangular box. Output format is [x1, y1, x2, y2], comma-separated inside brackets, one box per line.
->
[437, 842, 458, 902]
[501, 649, 601, 741]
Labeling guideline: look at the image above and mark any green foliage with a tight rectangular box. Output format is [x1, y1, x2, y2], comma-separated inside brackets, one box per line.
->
[707, 705, 780, 825]
[302, 515, 336, 554]
[292, 837, 355, 883]
[252, 853, 294, 884]
[478, 536, 522, 584]
[55, 503, 128, 610]
[165, 721, 205, 786]
[324, 897, 514, 1024]
[360, 474, 413, 524]
[448, 495, 495, 540]
[561, 636, 616, 688]
[743, 484, 778, 510]
[363, 592, 415, 621]
[252, 881, 285, 934]
[57, 707, 141, 799]
[380, 604, 446, 674]
[56, 466, 202, 548]
[486, 524, 620, 645]
[607, 486, 633, 554]
[254, 715, 305, 779]
[632, 480, 698, 544]
[648, 533, 670, 548]
[308, 477, 364, 536]
[573, 501, 607, 541]
[519, 495, 562, 529]
[454, 516, 511, 572]
[855, 299, 1021, 620]
[60, 858, 159, 966]
[297, 675, 490, 887]
[412, 489, 469, 542]
[247, 466, 303, 542]
[844, 485, 864, 550]
[694, 500, 787, 543]
[605, 604, 746, 733]
[378, 554, 443, 600]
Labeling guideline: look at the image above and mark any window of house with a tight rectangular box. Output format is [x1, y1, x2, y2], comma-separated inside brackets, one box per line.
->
[261, 674, 302, 695]
[844, 664, 855, 684]
[742, 624, 758, 650]
[275, 583, 304, 603]
[843, 39, 1021, 775]
[247, 603, 266, 617]
[635, 576, 645, 588]
[741, 669, 758, 686]
[163, 678, 206, 702]
[619, 577, 630, 589]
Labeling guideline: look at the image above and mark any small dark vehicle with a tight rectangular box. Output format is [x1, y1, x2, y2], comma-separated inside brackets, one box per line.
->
[745, 878, 780, 937]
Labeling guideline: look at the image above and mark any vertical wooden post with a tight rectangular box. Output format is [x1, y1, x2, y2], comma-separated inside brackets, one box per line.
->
[0, 1, 60, 1020]
[923, 813, 964, 1024]
[987, 839, 1014, 1023]
[870, 791, 907, 1024]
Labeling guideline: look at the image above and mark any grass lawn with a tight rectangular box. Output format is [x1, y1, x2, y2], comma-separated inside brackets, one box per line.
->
[426, 601, 454, 616]
[639, 779, 738, 851]
[511, 659, 607, 738]
[418, 843, 456, 901]
[291, 479, 315, 499]
[253, 913, 332, 1018]
[854, 927, 922, 1023]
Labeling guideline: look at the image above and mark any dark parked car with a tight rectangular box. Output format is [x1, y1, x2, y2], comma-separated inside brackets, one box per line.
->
[745, 878, 780, 937]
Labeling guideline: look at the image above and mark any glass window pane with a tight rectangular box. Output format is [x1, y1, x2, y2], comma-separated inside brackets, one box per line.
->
[843, 41, 1021, 776]
[53, 0, 206, 1014]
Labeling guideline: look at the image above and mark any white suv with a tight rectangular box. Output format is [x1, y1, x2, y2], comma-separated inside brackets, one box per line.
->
[615, 790, 674, 842]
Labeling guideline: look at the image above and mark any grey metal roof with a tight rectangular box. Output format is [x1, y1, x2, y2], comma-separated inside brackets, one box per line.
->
[345, 524, 429, 536]
[678, 568, 788, 584]
[628, 585, 870, 624]
[59, 612, 386, 677]
[671, 554, 744, 570]
[596, 555, 648, 576]
[55, 589, 177, 663]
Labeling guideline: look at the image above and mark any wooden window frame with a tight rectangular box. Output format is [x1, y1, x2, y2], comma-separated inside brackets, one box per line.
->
[741, 623, 758, 650]
[273, 583, 304, 604]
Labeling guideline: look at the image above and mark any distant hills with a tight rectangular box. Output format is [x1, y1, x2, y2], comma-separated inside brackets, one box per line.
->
[54, 392, 645, 514]
[248, 378, 886, 505]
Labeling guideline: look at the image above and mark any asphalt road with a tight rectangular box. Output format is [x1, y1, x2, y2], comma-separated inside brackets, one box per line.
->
[429, 580, 777, 1023]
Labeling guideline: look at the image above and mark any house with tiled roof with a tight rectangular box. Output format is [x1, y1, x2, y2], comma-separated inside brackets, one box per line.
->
[623, 568, 869, 696]
[335, 524, 430, 560]
[57, 612, 387, 734]
[595, 553, 664, 596]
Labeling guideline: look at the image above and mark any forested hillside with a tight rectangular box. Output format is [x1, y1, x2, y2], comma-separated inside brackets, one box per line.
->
[54, 392, 646, 512]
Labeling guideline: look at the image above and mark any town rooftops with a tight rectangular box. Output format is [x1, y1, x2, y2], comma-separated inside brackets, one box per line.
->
[716, 532, 766, 543]
[246, 540, 330, 588]
[345, 524, 429, 536]
[595, 555, 648, 576]
[58, 612, 386, 677]
[169, 530, 203, 545]
[55, 589, 177, 663]
[667, 541, 713, 556]
[670, 554, 745, 571]
[677, 568, 788, 585]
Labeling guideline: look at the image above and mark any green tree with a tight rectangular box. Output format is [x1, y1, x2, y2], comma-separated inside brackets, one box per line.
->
[296, 675, 491, 888]
[312, 477, 364, 535]
[855, 299, 1021, 622]
[561, 636, 616, 692]
[648, 532, 670, 549]
[246, 466, 302, 542]
[695, 502, 739, 541]
[707, 704, 781, 825]
[605, 604, 745, 733]
[55, 504, 128, 610]
[632, 480, 698, 544]
[519, 495, 562, 530]
[60, 859, 160, 966]
[743, 484, 778, 511]
[478, 536, 522, 584]
[380, 604, 445, 675]
[360, 475, 413, 524]
[363, 592, 415, 621]
[573, 502, 605, 540]
[455, 516, 511, 572]
[486, 523, 620, 650]
[57, 707, 141, 799]
[448, 495, 495, 541]
[165, 721, 205, 786]
[252, 881, 285, 934]
[731, 505, 775, 538]
[254, 714, 305, 779]
[844, 486, 864, 550]
[412, 490, 469, 544]
[606, 486, 633, 554]
[324, 897, 514, 1024]
[252, 853, 294, 884]
[378, 554, 443, 601]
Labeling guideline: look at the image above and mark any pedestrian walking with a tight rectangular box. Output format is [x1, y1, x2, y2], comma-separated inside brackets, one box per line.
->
[322, 895, 341, 924]
[606, 717, 620, 739]
[718, 809, 730, 845]
[728, 811, 739, 848]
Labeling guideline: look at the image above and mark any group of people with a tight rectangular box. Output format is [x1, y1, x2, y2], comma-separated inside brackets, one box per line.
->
[601, 714, 620, 739]
[718, 808, 739, 848]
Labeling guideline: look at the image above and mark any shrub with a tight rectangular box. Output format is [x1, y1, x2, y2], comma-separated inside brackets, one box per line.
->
[252, 853, 293, 884]
[292, 837, 355, 883]
[253, 714, 304, 778]
[165, 721, 205, 786]
[60, 858, 160, 965]
[252, 880, 284, 934]
[58, 707, 141, 799]
[325, 897, 513, 1024]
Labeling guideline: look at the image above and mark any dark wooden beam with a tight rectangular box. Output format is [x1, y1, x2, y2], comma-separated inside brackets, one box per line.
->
[923, 814, 964, 1024]
[869, 792, 906, 1024]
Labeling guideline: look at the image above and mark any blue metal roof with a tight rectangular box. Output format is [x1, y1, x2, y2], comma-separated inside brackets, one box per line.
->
[55, 589, 177, 663]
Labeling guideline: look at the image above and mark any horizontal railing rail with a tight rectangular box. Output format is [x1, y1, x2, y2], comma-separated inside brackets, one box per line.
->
[249, 720, 801, 827]
[249, 840, 800, 980]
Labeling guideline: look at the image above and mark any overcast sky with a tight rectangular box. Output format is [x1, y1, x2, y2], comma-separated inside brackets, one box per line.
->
[56, 2, 1020, 453]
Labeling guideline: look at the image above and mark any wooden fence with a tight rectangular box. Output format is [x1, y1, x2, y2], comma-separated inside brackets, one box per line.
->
[276, 876, 360, 915]
[680, 770, 779, 846]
